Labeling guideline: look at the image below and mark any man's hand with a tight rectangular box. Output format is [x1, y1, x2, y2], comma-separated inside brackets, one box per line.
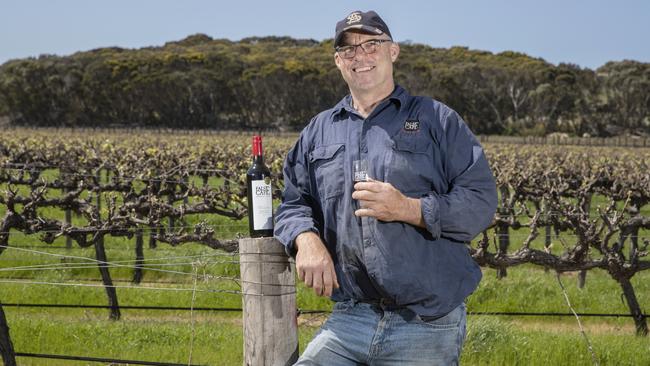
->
[295, 231, 339, 297]
[352, 178, 425, 228]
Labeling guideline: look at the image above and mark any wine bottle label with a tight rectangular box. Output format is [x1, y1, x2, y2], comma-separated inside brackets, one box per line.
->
[251, 179, 273, 230]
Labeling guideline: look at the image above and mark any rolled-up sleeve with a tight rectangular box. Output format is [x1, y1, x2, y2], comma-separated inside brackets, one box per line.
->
[421, 109, 497, 242]
[274, 132, 320, 256]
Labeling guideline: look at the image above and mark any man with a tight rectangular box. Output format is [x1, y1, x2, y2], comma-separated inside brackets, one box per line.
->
[275, 10, 497, 365]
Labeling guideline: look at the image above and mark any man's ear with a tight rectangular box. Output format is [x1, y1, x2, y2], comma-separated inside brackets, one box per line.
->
[390, 42, 400, 63]
[334, 52, 343, 70]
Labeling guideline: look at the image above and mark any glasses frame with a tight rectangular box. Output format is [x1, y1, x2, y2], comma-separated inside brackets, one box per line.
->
[335, 39, 392, 59]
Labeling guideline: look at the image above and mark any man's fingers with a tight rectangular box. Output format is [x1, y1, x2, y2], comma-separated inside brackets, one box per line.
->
[300, 266, 339, 297]
[293, 232, 339, 297]
[303, 269, 313, 289]
[354, 208, 377, 218]
[322, 272, 333, 297]
[353, 181, 383, 192]
[351, 190, 378, 201]
[323, 264, 341, 296]
[331, 263, 340, 289]
[312, 271, 324, 296]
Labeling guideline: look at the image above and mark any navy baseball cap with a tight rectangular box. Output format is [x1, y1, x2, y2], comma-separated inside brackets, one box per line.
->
[334, 10, 392, 48]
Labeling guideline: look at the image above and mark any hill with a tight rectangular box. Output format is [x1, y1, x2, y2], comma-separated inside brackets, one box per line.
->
[0, 34, 648, 136]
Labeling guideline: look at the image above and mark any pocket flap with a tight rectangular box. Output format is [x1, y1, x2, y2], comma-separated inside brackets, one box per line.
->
[393, 136, 430, 154]
[309, 143, 345, 162]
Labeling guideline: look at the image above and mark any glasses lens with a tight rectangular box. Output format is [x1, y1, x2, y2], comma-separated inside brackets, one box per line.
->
[360, 41, 379, 54]
[338, 40, 387, 59]
[338, 46, 355, 59]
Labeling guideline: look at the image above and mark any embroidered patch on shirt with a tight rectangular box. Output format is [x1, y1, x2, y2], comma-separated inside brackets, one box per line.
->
[404, 120, 420, 131]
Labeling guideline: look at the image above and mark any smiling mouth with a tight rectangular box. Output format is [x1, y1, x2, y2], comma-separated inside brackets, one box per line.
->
[353, 66, 375, 73]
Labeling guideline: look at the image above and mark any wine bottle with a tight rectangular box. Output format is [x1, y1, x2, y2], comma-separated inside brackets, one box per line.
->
[246, 135, 274, 237]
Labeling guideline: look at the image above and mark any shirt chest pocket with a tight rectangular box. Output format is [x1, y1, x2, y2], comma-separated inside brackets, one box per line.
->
[309, 143, 345, 200]
[385, 134, 434, 195]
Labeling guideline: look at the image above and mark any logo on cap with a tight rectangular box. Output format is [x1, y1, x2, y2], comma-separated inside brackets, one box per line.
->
[347, 12, 362, 24]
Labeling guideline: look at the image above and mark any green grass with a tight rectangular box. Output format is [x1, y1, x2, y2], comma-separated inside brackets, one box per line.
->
[461, 317, 650, 366]
[4, 309, 649, 365]
[4, 309, 322, 366]
[469, 266, 650, 315]
[7, 311, 244, 365]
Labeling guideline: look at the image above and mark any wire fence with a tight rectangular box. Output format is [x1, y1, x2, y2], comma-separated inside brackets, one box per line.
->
[0, 241, 645, 318]
[0, 244, 297, 295]
[14, 352, 205, 366]
[0, 235, 297, 365]
[0, 234, 647, 366]
[1, 302, 645, 319]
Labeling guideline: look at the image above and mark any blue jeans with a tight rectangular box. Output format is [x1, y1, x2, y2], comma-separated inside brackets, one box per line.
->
[296, 301, 467, 366]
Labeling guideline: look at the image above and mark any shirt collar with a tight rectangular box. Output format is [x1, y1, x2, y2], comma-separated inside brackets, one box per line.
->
[332, 84, 408, 118]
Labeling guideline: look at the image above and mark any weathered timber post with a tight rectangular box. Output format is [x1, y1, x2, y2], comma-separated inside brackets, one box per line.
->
[239, 237, 298, 366]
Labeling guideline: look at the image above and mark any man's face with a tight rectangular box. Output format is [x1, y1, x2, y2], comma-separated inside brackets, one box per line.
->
[334, 31, 400, 94]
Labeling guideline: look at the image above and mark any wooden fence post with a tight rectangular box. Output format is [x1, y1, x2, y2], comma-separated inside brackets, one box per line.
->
[239, 237, 298, 366]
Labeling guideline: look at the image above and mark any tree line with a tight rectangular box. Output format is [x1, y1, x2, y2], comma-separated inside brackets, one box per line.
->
[0, 34, 648, 136]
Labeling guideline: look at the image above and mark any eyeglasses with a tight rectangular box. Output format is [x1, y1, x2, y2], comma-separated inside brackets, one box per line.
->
[335, 39, 392, 59]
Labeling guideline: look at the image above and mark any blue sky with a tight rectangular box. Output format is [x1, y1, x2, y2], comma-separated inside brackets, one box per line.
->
[1, 0, 648, 69]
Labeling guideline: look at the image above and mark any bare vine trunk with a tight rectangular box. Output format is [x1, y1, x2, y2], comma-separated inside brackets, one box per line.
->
[544, 225, 552, 273]
[64, 188, 72, 250]
[617, 276, 648, 336]
[496, 221, 509, 279]
[168, 193, 175, 230]
[577, 193, 592, 288]
[132, 228, 144, 284]
[148, 224, 157, 249]
[0, 301, 17, 366]
[94, 234, 121, 320]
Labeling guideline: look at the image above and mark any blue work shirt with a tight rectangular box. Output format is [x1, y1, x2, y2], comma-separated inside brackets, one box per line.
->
[274, 85, 497, 318]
